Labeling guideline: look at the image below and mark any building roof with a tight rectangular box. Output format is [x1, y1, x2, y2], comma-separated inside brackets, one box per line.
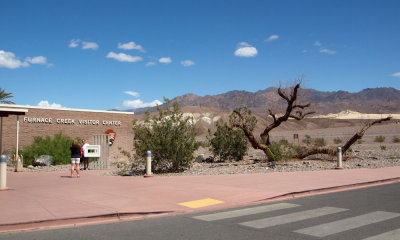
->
[0, 107, 28, 117]
[0, 104, 134, 115]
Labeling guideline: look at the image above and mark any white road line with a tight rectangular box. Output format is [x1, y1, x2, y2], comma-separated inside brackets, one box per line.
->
[192, 203, 300, 221]
[239, 207, 347, 229]
[362, 228, 400, 240]
[295, 211, 400, 238]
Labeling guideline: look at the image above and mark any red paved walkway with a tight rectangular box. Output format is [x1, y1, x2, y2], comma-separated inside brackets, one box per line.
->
[0, 166, 399, 232]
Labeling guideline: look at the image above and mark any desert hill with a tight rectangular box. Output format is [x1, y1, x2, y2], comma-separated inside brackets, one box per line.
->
[132, 87, 400, 115]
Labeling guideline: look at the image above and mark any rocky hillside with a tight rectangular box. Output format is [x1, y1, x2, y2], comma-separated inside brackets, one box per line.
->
[170, 87, 400, 114]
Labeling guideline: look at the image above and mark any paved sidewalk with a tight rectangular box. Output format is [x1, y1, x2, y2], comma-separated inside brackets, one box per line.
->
[0, 166, 400, 232]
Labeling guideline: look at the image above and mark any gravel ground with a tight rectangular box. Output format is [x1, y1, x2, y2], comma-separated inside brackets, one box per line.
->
[18, 144, 400, 177]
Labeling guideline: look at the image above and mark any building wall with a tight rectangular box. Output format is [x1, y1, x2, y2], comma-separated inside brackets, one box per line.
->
[0, 105, 134, 162]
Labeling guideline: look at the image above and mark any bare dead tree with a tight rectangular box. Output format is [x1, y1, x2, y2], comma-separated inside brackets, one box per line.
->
[260, 83, 315, 145]
[230, 80, 392, 162]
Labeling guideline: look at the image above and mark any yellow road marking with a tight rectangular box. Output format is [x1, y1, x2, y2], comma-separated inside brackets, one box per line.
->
[179, 198, 224, 209]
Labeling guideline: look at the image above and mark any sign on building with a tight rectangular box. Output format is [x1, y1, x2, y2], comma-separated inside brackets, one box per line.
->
[85, 145, 101, 157]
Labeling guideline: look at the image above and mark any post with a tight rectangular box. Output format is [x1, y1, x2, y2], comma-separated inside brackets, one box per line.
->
[0, 117, 3, 154]
[15, 154, 23, 172]
[335, 147, 343, 169]
[144, 150, 153, 178]
[16, 115, 20, 163]
[0, 154, 8, 190]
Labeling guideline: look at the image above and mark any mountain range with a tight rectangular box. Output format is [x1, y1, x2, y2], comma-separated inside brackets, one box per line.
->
[131, 87, 400, 115]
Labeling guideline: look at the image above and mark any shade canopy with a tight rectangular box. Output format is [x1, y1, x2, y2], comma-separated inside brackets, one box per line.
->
[0, 108, 28, 117]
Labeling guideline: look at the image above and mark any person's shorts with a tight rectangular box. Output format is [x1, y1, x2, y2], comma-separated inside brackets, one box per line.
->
[81, 157, 89, 162]
[71, 158, 80, 164]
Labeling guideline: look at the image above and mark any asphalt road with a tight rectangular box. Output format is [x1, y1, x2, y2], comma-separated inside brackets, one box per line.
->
[2, 182, 400, 240]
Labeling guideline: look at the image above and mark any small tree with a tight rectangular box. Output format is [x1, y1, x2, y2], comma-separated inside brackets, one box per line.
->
[207, 120, 247, 161]
[133, 99, 200, 172]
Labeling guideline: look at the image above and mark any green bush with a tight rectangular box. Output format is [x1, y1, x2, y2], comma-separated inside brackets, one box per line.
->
[374, 136, 385, 143]
[207, 120, 247, 161]
[333, 137, 342, 144]
[269, 142, 283, 162]
[302, 135, 312, 145]
[380, 145, 387, 151]
[269, 141, 305, 162]
[313, 137, 327, 147]
[357, 139, 365, 144]
[20, 132, 74, 166]
[392, 136, 400, 143]
[133, 99, 200, 173]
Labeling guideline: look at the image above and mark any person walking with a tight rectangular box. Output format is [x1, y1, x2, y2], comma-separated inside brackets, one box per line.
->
[80, 139, 90, 170]
[70, 140, 81, 178]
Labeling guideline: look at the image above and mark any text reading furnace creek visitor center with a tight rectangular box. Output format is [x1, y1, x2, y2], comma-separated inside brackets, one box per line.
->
[23, 117, 122, 126]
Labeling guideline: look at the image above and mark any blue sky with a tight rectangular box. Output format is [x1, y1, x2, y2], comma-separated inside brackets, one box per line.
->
[1, 0, 399, 110]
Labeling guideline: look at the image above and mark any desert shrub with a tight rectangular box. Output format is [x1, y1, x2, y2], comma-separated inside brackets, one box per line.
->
[313, 137, 327, 147]
[302, 135, 312, 145]
[380, 145, 387, 151]
[269, 142, 283, 162]
[357, 139, 365, 144]
[269, 141, 305, 162]
[20, 132, 74, 166]
[374, 136, 385, 143]
[333, 137, 342, 144]
[198, 141, 209, 148]
[133, 99, 200, 173]
[392, 136, 400, 143]
[207, 120, 247, 161]
[347, 147, 353, 153]
[278, 138, 290, 146]
[118, 147, 132, 159]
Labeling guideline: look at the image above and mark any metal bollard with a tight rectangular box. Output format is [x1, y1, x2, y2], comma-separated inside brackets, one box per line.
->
[0, 154, 8, 190]
[335, 147, 343, 169]
[144, 151, 153, 178]
[15, 155, 23, 172]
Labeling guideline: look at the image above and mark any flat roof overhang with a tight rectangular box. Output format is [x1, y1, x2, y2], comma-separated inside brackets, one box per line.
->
[0, 108, 28, 117]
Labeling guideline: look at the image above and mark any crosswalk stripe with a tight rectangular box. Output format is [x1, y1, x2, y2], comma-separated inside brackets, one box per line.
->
[295, 211, 400, 237]
[239, 207, 347, 229]
[192, 203, 300, 221]
[362, 228, 400, 240]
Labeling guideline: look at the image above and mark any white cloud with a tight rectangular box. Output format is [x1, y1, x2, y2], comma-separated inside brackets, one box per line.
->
[181, 60, 195, 67]
[234, 42, 258, 58]
[118, 41, 145, 52]
[0, 50, 29, 69]
[314, 41, 322, 46]
[302, 50, 308, 53]
[320, 48, 336, 55]
[69, 39, 80, 48]
[392, 72, 400, 78]
[265, 34, 279, 42]
[146, 62, 156, 66]
[82, 41, 99, 50]
[118, 99, 162, 109]
[25, 56, 47, 64]
[159, 57, 172, 64]
[37, 100, 63, 108]
[0, 50, 52, 69]
[124, 91, 140, 97]
[106, 52, 143, 62]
